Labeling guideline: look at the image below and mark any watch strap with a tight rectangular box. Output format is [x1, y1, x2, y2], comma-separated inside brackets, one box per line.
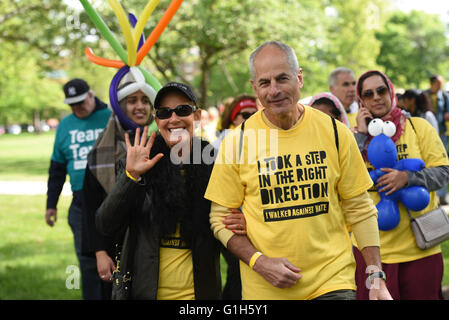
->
[368, 271, 386, 282]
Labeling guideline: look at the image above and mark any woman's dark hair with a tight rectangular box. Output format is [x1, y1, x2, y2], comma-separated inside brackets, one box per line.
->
[220, 94, 257, 130]
[402, 89, 431, 115]
[311, 97, 341, 119]
[357, 70, 389, 98]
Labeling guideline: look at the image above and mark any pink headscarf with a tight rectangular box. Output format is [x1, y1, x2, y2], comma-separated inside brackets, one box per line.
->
[309, 92, 350, 127]
[356, 70, 407, 160]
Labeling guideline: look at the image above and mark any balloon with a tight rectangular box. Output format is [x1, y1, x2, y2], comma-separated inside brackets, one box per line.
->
[81, 1, 164, 134]
[133, 0, 160, 47]
[128, 13, 146, 50]
[394, 158, 425, 171]
[108, 0, 137, 66]
[376, 197, 400, 231]
[399, 186, 430, 211]
[136, 0, 184, 65]
[138, 66, 162, 92]
[367, 134, 397, 169]
[79, 0, 128, 64]
[367, 119, 431, 231]
[85, 47, 125, 69]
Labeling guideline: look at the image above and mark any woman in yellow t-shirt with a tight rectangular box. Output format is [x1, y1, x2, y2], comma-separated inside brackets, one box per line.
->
[353, 70, 449, 300]
[96, 82, 222, 300]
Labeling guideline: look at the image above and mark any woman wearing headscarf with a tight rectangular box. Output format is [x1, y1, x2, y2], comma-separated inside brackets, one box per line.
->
[352, 70, 449, 300]
[309, 92, 350, 127]
[95, 82, 222, 300]
[81, 67, 157, 299]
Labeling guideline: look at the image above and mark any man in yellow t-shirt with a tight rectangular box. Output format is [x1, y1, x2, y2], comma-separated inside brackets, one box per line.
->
[205, 41, 392, 300]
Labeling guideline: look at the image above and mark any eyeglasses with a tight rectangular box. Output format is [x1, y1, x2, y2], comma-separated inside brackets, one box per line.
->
[238, 111, 256, 120]
[361, 86, 389, 99]
[154, 104, 197, 119]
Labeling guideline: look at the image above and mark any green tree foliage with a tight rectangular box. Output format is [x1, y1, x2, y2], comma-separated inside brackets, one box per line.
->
[121, 0, 327, 106]
[1, 0, 449, 128]
[375, 10, 449, 89]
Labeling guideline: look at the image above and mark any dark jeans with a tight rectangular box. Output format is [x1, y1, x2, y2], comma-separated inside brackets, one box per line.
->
[68, 193, 102, 300]
[313, 289, 356, 300]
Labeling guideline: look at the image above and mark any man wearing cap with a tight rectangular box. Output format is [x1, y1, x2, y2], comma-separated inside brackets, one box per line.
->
[45, 78, 111, 299]
[95, 81, 223, 300]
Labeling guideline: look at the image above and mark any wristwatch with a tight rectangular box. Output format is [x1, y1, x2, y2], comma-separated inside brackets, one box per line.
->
[368, 271, 387, 282]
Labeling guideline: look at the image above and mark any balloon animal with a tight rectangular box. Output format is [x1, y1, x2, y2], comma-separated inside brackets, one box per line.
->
[367, 119, 430, 231]
[80, 0, 184, 131]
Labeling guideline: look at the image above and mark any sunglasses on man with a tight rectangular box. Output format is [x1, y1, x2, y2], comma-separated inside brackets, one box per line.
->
[238, 111, 256, 120]
[155, 104, 197, 119]
[361, 86, 389, 99]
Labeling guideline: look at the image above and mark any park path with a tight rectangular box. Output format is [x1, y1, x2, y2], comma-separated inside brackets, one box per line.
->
[0, 180, 71, 195]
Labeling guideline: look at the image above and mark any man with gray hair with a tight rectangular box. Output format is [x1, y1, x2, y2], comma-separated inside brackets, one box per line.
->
[329, 67, 358, 127]
[205, 41, 392, 300]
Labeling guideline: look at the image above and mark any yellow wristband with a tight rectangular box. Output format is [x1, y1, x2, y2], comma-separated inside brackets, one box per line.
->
[125, 170, 141, 182]
[249, 251, 262, 269]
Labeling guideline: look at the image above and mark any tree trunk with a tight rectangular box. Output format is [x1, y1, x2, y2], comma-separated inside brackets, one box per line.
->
[199, 50, 212, 108]
[32, 109, 41, 135]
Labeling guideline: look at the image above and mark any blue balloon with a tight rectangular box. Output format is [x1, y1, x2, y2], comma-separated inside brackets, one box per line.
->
[376, 197, 401, 231]
[399, 186, 430, 211]
[367, 134, 397, 169]
[367, 126, 430, 231]
[394, 158, 425, 171]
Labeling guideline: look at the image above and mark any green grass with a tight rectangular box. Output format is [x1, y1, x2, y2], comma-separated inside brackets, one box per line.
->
[443, 242, 449, 287]
[0, 131, 55, 181]
[0, 194, 81, 299]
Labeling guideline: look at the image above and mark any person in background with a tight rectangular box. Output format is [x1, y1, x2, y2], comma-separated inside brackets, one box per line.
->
[212, 94, 258, 150]
[401, 89, 439, 134]
[309, 92, 350, 127]
[211, 94, 259, 299]
[329, 67, 358, 128]
[424, 74, 449, 205]
[353, 70, 449, 299]
[81, 67, 156, 299]
[45, 78, 111, 299]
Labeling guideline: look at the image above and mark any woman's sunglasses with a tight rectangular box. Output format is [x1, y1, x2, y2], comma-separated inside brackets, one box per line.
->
[238, 111, 256, 120]
[361, 86, 389, 99]
[155, 104, 197, 119]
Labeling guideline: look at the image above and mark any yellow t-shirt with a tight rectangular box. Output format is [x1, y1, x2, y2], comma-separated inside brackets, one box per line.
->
[205, 105, 373, 300]
[353, 117, 449, 263]
[347, 112, 358, 129]
[430, 93, 437, 114]
[157, 225, 195, 300]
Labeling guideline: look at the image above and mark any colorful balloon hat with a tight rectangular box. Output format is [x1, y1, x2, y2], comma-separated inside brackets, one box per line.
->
[80, 0, 184, 131]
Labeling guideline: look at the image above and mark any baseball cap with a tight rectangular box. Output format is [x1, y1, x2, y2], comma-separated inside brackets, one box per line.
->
[63, 78, 90, 105]
[154, 82, 198, 109]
